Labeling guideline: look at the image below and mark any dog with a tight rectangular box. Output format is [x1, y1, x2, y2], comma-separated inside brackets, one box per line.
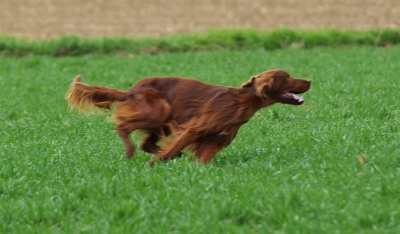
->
[67, 69, 311, 165]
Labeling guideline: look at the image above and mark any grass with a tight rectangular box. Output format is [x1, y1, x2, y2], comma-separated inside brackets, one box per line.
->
[0, 46, 399, 233]
[1, 29, 400, 56]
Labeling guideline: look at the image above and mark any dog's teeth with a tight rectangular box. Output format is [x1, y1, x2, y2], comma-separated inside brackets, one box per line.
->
[291, 94, 304, 102]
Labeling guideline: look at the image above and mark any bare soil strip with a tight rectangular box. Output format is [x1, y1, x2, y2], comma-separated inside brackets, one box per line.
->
[1, 0, 399, 39]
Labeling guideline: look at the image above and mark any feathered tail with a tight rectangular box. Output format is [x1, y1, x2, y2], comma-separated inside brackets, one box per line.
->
[66, 75, 128, 113]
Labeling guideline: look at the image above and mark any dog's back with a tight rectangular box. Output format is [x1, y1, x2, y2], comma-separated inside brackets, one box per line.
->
[132, 77, 237, 124]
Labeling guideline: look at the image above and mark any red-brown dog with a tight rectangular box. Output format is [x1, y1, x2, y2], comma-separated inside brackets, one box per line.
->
[67, 69, 311, 165]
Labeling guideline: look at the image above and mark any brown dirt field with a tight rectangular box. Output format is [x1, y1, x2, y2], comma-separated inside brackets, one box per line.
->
[1, 0, 399, 39]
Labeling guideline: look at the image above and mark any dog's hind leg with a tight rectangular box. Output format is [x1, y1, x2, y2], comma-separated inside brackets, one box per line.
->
[142, 127, 185, 158]
[116, 122, 137, 158]
[141, 130, 162, 154]
[113, 91, 171, 158]
[116, 120, 165, 158]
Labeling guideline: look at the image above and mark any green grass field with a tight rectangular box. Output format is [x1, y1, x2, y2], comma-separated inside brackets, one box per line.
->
[1, 46, 399, 233]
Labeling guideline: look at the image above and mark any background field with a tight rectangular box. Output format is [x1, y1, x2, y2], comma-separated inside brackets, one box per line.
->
[1, 0, 400, 233]
[1, 47, 399, 233]
[1, 0, 399, 39]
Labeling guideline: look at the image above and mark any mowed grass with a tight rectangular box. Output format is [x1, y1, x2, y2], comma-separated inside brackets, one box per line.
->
[1, 47, 399, 233]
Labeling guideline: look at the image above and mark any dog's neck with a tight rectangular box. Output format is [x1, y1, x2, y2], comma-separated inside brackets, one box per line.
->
[237, 86, 266, 108]
[230, 87, 262, 118]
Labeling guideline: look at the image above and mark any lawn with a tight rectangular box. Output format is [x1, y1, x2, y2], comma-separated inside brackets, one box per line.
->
[1, 46, 399, 233]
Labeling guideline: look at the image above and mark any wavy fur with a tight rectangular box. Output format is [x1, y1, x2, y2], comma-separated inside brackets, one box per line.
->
[66, 70, 311, 165]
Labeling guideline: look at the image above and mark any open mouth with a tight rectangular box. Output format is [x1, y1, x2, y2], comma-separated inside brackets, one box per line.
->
[280, 92, 305, 105]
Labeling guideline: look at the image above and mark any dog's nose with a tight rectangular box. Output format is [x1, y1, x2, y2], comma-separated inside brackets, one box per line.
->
[307, 80, 312, 84]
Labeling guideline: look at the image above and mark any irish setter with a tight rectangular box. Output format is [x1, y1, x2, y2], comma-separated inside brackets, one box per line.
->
[67, 69, 311, 165]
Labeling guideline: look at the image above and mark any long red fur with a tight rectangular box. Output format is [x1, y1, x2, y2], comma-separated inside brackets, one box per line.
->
[66, 70, 311, 165]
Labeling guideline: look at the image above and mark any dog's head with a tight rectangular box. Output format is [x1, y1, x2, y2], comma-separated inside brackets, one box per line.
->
[242, 69, 311, 106]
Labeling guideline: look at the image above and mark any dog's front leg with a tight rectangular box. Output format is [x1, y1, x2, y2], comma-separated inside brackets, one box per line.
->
[195, 127, 239, 163]
[149, 128, 200, 166]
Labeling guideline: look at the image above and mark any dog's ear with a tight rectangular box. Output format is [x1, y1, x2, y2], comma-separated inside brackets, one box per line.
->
[241, 76, 257, 87]
[253, 78, 274, 100]
[261, 83, 272, 100]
